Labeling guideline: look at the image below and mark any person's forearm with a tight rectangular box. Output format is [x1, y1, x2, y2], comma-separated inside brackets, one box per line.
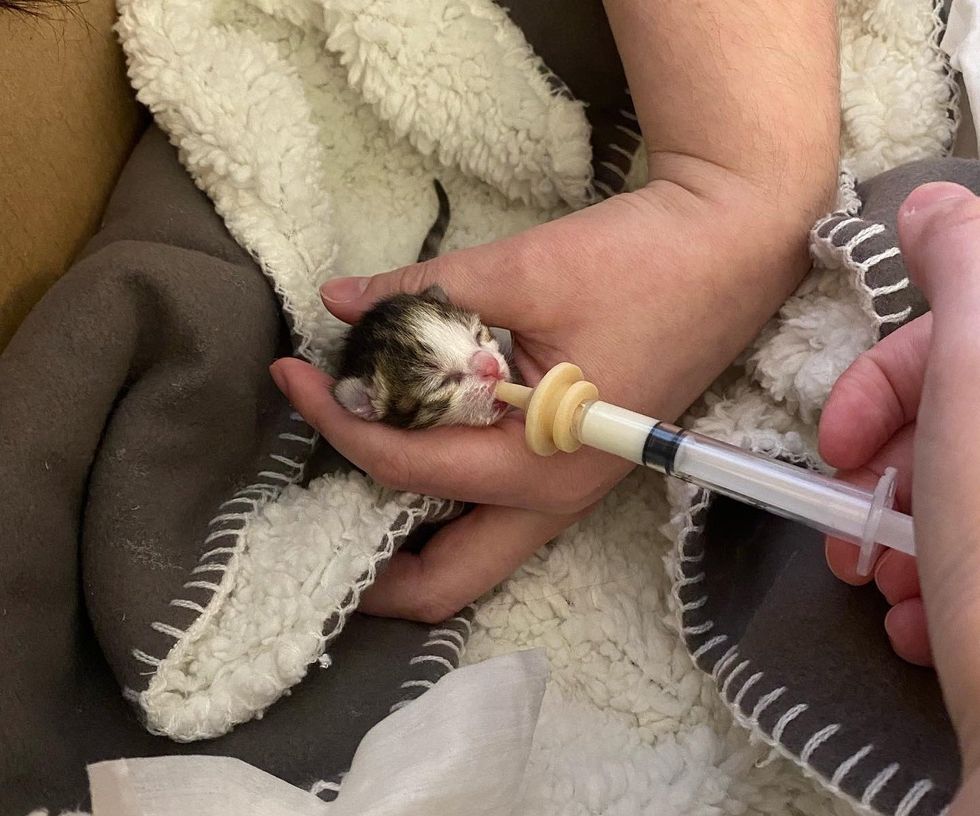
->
[602, 0, 840, 234]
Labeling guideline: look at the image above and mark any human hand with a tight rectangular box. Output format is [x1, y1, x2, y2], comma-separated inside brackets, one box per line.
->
[270, 171, 817, 623]
[819, 309, 931, 665]
[819, 182, 980, 798]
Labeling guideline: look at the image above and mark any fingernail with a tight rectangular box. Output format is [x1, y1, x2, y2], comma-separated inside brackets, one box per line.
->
[900, 183, 975, 220]
[269, 361, 291, 401]
[321, 276, 369, 303]
[872, 548, 891, 579]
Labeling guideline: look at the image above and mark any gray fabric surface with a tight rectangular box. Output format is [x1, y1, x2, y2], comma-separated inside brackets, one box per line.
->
[858, 157, 980, 230]
[76, 126, 309, 697]
[859, 158, 980, 327]
[0, 126, 469, 815]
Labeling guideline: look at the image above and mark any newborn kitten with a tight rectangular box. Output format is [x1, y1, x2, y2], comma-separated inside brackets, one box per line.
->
[332, 286, 510, 428]
[332, 181, 511, 429]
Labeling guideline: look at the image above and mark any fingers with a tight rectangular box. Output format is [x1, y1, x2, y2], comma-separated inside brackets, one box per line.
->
[818, 314, 931, 471]
[823, 184, 980, 694]
[269, 357, 628, 511]
[874, 550, 920, 605]
[826, 542, 919, 597]
[823, 424, 915, 583]
[319, 232, 535, 328]
[825, 538, 876, 586]
[318, 187, 673, 330]
[357, 505, 582, 622]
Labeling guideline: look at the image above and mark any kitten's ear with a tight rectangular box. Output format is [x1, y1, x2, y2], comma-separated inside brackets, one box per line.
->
[332, 377, 382, 421]
[421, 284, 449, 304]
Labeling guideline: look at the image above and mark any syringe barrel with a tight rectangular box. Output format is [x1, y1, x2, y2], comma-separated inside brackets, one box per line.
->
[669, 432, 873, 544]
[575, 401, 898, 550]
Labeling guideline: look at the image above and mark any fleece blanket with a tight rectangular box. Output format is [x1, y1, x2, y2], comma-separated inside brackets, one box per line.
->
[9, 0, 966, 813]
[112, 0, 637, 748]
[116, 0, 962, 813]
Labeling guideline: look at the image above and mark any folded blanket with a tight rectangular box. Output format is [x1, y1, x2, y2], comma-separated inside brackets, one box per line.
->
[109, 0, 641, 750]
[6, 0, 968, 814]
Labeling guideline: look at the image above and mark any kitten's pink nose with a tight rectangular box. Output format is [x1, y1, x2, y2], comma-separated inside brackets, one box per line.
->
[470, 350, 502, 381]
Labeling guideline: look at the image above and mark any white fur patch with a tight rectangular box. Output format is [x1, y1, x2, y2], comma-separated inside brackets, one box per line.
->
[405, 310, 509, 425]
[408, 310, 483, 375]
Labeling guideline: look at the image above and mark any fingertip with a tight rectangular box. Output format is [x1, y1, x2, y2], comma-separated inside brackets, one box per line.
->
[271, 357, 311, 402]
[885, 597, 933, 667]
[269, 358, 290, 397]
[319, 285, 365, 324]
[358, 551, 430, 619]
[819, 358, 896, 470]
[269, 356, 340, 430]
[270, 355, 332, 388]
[319, 266, 432, 324]
[320, 276, 369, 306]
[825, 537, 876, 586]
[899, 182, 974, 221]
[898, 182, 980, 303]
[873, 550, 920, 605]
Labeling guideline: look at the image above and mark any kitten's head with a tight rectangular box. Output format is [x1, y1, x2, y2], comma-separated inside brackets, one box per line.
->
[333, 286, 511, 429]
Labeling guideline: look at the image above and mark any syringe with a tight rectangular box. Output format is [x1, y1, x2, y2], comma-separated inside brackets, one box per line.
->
[495, 363, 915, 576]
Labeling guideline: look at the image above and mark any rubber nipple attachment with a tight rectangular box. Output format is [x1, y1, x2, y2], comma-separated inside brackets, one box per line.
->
[494, 363, 599, 456]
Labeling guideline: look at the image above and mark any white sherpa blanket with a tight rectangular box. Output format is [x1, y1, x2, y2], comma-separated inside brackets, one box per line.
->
[115, 0, 957, 813]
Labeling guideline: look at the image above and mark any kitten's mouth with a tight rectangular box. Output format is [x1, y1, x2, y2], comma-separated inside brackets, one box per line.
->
[462, 379, 510, 426]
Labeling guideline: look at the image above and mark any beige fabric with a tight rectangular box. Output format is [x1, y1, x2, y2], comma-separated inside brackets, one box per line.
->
[0, 0, 143, 351]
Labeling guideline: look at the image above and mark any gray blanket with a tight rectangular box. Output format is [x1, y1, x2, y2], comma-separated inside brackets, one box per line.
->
[0, 126, 469, 814]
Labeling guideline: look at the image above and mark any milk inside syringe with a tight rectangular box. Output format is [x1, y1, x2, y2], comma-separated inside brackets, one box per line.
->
[495, 364, 916, 576]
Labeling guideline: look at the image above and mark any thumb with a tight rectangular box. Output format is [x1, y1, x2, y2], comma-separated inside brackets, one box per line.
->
[319, 234, 534, 326]
[897, 181, 980, 768]
[898, 182, 980, 317]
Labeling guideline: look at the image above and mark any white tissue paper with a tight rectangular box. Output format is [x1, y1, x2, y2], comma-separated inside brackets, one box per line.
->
[944, 0, 980, 158]
[87, 649, 549, 816]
